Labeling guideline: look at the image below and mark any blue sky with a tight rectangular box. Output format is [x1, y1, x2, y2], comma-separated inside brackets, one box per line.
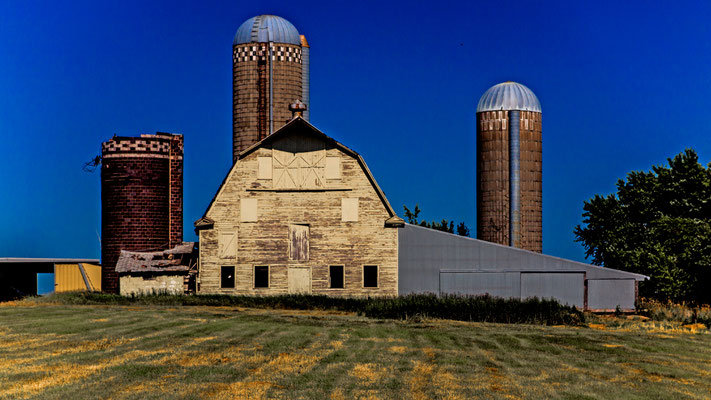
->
[1, 0, 710, 263]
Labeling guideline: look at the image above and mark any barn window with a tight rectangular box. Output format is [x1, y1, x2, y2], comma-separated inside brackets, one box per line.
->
[325, 157, 341, 179]
[241, 198, 258, 222]
[329, 265, 344, 289]
[341, 198, 359, 222]
[288, 224, 309, 261]
[257, 157, 272, 179]
[254, 266, 269, 288]
[221, 266, 235, 289]
[363, 265, 378, 288]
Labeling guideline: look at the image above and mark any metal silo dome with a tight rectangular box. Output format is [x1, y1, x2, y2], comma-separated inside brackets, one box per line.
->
[233, 15, 301, 45]
[477, 81, 541, 113]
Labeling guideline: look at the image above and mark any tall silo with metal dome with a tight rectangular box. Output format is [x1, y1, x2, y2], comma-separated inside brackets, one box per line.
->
[232, 15, 309, 161]
[476, 81, 542, 252]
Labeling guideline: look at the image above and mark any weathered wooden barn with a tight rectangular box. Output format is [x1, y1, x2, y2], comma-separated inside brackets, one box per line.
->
[195, 117, 403, 296]
[195, 117, 646, 310]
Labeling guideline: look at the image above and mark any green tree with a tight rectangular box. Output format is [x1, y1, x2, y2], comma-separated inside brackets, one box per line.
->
[574, 149, 711, 303]
[456, 222, 470, 237]
[403, 204, 421, 224]
[403, 204, 470, 237]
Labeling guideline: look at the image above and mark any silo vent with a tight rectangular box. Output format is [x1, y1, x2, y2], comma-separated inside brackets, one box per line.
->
[289, 100, 307, 119]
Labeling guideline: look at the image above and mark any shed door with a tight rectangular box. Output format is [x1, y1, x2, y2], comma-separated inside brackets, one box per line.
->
[520, 272, 584, 308]
[55, 264, 84, 292]
[289, 224, 309, 261]
[288, 267, 311, 294]
[587, 279, 635, 311]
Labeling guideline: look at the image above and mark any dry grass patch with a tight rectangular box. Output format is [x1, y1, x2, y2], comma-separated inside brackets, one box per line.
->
[408, 347, 466, 400]
[2, 303, 711, 399]
[388, 345, 407, 353]
[206, 336, 348, 399]
[349, 363, 390, 385]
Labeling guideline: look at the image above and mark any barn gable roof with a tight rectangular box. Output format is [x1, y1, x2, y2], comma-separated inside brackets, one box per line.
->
[195, 117, 399, 230]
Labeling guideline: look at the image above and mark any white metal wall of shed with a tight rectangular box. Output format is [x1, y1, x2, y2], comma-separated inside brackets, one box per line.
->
[398, 224, 646, 310]
[520, 272, 585, 308]
[440, 271, 520, 299]
[587, 279, 636, 311]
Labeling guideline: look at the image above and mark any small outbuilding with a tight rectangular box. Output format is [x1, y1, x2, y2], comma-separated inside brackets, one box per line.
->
[116, 242, 198, 296]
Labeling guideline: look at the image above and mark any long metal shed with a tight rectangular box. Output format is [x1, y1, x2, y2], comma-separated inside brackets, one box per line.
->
[398, 224, 647, 311]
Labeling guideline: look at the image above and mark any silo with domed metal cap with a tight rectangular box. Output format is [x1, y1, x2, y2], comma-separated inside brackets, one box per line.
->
[232, 15, 310, 161]
[476, 81, 542, 252]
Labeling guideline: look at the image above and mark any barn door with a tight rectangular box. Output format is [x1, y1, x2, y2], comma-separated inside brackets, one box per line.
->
[288, 267, 311, 294]
[520, 272, 585, 308]
[272, 135, 325, 189]
[219, 231, 238, 259]
[289, 224, 309, 261]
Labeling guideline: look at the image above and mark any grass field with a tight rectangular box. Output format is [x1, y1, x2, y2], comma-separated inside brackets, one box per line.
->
[1, 301, 710, 399]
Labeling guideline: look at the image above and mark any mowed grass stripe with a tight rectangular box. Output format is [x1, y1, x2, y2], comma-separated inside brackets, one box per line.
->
[1, 304, 710, 399]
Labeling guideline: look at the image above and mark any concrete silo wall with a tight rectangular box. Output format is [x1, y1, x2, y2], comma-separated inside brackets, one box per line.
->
[518, 110, 542, 252]
[476, 110, 542, 252]
[232, 42, 303, 161]
[476, 110, 510, 246]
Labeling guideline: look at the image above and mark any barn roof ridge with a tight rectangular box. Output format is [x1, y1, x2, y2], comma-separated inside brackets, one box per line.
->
[238, 117, 358, 159]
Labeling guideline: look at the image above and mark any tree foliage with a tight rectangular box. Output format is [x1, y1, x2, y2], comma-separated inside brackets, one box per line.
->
[574, 149, 711, 303]
[403, 204, 470, 237]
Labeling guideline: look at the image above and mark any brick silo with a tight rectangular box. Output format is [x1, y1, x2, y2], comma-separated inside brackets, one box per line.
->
[101, 133, 183, 293]
[476, 82, 542, 252]
[232, 14, 309, 161]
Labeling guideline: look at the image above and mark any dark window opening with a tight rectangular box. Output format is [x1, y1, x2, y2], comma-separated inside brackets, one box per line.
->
[221, 266, 235, 289]
[254, 266, 269, 288]
[329, 265, 344, 289]
[363, 265, 378, 288]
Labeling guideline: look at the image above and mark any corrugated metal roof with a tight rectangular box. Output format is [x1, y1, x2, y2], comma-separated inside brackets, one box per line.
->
[115, 242, 196, 274]
[233, 15, 301, 45]
[476, 81, 541, 113]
